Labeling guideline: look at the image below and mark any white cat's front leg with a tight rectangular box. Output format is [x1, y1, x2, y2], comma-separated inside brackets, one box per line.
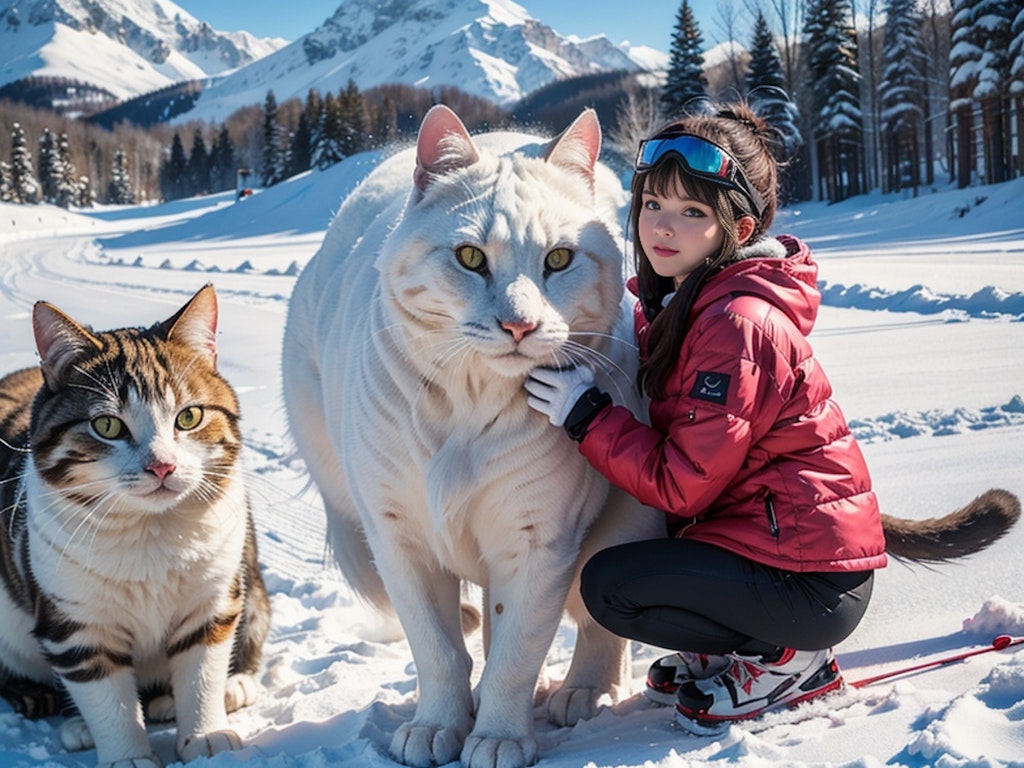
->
[168, 633, 241, 762]
[552, 487, 665, 725]
[462, 551, 576, 768]
[372, 541, 474, 768]
[60, 669, 156, 767]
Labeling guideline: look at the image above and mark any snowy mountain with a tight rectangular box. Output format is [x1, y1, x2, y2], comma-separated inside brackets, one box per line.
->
[0, 0, 285, 105]
[181, 0, 668, 123]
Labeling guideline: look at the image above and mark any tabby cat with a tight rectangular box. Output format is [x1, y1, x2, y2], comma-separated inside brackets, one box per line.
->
[0, 284, 270, 768]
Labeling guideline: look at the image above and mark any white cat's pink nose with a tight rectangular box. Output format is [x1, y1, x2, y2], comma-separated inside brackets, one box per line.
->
[501, 320, 538, 343]
[147, 461, 176, 480]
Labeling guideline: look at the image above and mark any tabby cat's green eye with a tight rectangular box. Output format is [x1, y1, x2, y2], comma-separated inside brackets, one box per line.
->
[92, 415, 127, 440]
[545, 247, 574, 272]
[176, 406, 204, 431]
[455, 245, 487, 272]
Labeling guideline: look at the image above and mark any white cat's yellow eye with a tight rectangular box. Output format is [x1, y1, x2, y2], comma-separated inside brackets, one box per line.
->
[545, 247, 574, 272]
[455, 245, 487, 272]
[92, 415, 127, 440]
[176, 406, 204, 431]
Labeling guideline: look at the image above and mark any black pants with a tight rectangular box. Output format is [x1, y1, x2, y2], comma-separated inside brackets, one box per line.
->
[580, 538, 874, 657]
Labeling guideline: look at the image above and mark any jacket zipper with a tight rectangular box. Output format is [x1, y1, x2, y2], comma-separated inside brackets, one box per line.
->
[764, 493, 779, 538]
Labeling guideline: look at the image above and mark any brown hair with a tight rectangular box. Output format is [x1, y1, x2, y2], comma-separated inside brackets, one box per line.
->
[632, 102, 781, 400]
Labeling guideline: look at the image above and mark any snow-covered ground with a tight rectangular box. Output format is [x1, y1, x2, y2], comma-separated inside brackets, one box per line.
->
[1, 157, 1022, 768]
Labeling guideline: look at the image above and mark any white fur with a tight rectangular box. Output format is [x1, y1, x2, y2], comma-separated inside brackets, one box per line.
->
[283, 107, 663, 768]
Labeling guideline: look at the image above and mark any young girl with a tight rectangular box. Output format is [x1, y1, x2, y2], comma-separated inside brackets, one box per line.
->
[524, 103, 886, 733]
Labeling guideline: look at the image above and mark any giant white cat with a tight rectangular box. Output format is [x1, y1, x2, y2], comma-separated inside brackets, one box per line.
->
[282, 105, 664, 768]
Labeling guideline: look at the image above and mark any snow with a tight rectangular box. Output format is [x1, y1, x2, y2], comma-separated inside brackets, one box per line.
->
[181, 0, 651, 123]
[1, 154, 1023, 768]
[0, 0, 284, 101]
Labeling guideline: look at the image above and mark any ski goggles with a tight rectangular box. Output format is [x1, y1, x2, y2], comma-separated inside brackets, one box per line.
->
[634, 133, 767, 218]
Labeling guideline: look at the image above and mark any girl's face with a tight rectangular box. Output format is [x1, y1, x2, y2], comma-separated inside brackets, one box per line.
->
[638, 177, 724, 288]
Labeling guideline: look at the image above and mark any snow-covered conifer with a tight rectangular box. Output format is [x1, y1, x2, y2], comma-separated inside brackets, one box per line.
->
[880, 0, 925, 193]
[802, 0, 864, 201]
[9, 122, 39, 204]
[108, 147, 135, 205]
[746, 11, 801, 157]
[660, 1, 707, 118]
[38, 128, 58, 204]
[55, 132, 79, 208]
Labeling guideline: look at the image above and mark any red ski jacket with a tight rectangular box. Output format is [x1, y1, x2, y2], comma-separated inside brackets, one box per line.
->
[580, 235, 887, 573]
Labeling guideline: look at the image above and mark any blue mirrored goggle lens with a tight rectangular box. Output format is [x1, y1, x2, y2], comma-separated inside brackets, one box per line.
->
[635, 135, 731, 178]
[635, 133, 766, 217]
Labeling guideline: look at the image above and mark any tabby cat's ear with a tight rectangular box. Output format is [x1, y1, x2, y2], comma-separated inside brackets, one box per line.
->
[544, 109, 602, 186]
[413, 105, 480, 192]
[33, 302, 103, 390]
[159, 284, 219, 368]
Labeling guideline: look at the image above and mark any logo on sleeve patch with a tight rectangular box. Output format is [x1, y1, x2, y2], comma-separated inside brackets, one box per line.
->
[690, 371, 731, 405]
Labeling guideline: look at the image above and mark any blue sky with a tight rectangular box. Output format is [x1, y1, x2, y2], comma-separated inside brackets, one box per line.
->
[173, 1, 730, 53]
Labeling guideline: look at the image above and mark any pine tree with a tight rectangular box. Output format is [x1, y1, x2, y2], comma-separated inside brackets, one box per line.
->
[290, 111, 313, 176]
[313, 92, 344, 169]
[1011, 4, 1024, 177]
[9, 122, 39, 204]
[746, 12, 801, 155]
[803, 0, 864, 202]
[337, 79, 367, 157]
[746, 11, 802, 201]
[973, 0, 1015, 183]
[55, 132, 79, 208]
[76, 175, 93, 208]
[38, 127, 58, 204]
[209, 126, 236, 193]
[160, 132, 188, 201]
[188, 128, 210, 195]
[0, 161, 10, 202]
[949, 0, 983, 186]
[108, 147, 134, 205]
[262, 89, 288, 186]
[880, 0, 925, 194]
[661, 1, 707, 117]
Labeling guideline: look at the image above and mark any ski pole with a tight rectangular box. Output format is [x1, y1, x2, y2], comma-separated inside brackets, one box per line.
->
[850, 634, 1024, 689]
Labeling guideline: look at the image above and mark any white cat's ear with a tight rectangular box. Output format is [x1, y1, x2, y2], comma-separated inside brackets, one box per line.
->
[33, 302, 102, 390]
[161, 283, 219, 368]
[414, 105, 480, 192]
[544, 108, 602, 185]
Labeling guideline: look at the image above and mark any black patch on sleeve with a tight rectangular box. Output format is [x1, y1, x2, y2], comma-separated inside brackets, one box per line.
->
[690, 371, 731, 405]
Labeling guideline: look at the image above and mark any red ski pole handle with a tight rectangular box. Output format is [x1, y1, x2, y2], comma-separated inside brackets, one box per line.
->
[851, 635, 1024, 689]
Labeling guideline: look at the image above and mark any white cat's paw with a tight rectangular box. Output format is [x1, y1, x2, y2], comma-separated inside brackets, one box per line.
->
[177, 730, 243, 762]
[224, 672, 260, 712]
[546, 685, 603, 727]
[59, 715, 94, 752]
[100, 756, 163, 768]
[461, 733, 539, 768]
[390, 721, 465, 767]
[144, 693, 176, 723]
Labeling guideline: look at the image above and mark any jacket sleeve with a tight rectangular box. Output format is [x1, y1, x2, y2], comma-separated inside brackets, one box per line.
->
[578, 305, 792, 519]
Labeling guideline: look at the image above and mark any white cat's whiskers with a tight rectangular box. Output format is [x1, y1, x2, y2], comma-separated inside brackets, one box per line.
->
[559, 339, 639, 406]
[27, 481, 122, 572]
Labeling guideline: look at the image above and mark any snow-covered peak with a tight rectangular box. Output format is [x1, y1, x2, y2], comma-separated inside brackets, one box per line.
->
[182, 0, 664, 123]
[0, 0, 285, 101]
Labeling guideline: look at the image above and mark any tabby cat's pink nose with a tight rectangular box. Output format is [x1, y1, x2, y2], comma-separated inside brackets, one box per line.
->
[501, 320, 538, 343]
[147, 461, 176, 480]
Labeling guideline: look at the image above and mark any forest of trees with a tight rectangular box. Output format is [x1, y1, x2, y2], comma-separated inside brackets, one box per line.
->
[2, 0, 1021, 207]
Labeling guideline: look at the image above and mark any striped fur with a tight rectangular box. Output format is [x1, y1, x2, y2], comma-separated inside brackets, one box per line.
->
[0, 285, 269, 768]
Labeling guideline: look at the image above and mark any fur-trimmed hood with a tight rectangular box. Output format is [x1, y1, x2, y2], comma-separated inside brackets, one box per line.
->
[695, 234, 819, 337]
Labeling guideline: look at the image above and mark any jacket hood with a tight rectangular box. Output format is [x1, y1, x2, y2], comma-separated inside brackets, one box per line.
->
[693, 235, 820, 336]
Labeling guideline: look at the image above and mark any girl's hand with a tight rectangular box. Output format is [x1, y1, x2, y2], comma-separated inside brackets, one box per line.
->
[524, 366, 595, 427]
